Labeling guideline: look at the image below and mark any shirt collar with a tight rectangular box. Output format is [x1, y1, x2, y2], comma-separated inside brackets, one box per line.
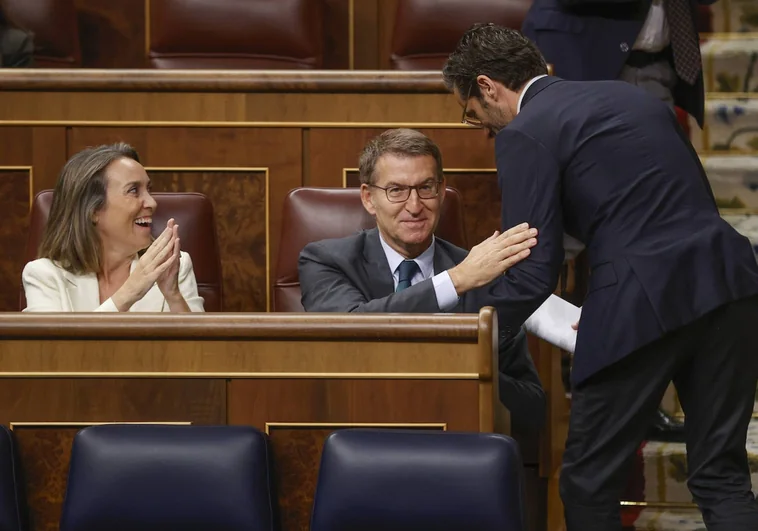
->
[378, 231, 435, 280]
[517, 74, 548, 114]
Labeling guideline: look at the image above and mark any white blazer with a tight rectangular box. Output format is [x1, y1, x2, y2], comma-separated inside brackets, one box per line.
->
[22, 251, 205, 312]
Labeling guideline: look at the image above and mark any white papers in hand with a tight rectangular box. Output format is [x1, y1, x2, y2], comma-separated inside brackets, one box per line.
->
[523, 294, 581, 353]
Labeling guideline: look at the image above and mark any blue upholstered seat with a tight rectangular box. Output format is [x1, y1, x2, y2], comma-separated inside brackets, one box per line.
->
[60, 424, 277, 531]
[311, 429, 527, 531]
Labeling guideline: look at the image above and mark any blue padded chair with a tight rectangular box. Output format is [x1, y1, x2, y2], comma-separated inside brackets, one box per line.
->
[60, 424, 277, 531]
[0, 426, 24, 531]
[311, 429, 527, 531]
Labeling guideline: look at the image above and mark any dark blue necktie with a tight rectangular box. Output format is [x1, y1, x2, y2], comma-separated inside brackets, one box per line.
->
[396, 260, 420, 292]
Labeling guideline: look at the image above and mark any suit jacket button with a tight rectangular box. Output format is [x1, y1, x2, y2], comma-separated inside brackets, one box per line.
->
[620, 42, 629, 53]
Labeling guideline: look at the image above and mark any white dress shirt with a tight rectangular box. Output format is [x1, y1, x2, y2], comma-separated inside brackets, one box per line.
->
[633, 0, 670, 52]
[378, 233, 459, 311]
[517, 74, 548, 114]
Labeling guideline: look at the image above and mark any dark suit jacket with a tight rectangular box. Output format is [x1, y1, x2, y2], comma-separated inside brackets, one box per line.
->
[521, 0, 716, 127]
[490, 75, 758, 385]
[298, 228, 546, 430]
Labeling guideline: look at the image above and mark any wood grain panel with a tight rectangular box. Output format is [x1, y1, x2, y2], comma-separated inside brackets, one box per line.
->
[0, 170, 30, 311]
[353, 0, 380, 69]
[14, 426, 76, 531]
[0, 128, 33, 165]
[309, 128, 493, 188]
[2, 378, 225, 531]
[74, 0, 146, 68]
[444, 171, 501, 248]
[30, 128, 67, 193]
[149, 170, 267, 312]
[229, 378, 479, 531]
[377, 0, 400, 69]
[66, 127, 302, 310]
[0, 93, 461, 122]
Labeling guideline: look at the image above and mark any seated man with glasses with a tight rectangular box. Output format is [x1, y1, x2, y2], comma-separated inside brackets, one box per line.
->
[298, 128, 573, 431]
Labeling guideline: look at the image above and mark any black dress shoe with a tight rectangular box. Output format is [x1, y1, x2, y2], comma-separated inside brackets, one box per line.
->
[646, 409, 686, 443]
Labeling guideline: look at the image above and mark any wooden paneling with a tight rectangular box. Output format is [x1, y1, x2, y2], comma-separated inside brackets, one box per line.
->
[353, 0, 381, 69]
[0, 93, 461, 123]
[0, 169, 30, 311]
[377, 0, 400, 69]
[0, 312, 496, 531]
[2, 378, 225, 530]
[445, 171, 501, 247]
[75, 0, 146, 68]
[229, 378, 479, 531]
[149, 170, 267, 312]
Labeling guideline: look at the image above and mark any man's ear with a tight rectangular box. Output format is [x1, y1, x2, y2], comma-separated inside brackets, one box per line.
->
[476, 75, 498, 101]
[438, 178, 446, 207]
[360, 184, 376, 216]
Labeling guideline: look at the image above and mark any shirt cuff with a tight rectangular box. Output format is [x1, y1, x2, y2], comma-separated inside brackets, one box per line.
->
[432, 271, 460, 312]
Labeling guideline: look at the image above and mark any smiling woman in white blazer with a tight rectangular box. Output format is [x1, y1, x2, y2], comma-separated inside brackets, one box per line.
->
[22, 142, 204, 312]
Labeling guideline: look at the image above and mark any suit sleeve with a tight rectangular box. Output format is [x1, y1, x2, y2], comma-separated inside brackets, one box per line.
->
[298, 242, 441, 313]
[488, 128, 565, 338]
[498, 329, 546, 431]
[177, 252, 205, 312]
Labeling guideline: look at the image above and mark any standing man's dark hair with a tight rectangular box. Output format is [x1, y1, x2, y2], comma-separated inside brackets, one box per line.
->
[442, 23, 547, 98]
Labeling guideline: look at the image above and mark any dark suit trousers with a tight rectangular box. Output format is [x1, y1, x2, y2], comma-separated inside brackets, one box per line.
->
[560, 296, 758, 531]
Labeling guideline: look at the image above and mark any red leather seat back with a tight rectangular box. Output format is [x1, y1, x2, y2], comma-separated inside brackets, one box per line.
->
[391, 0, 531, 70]
[149, 0, 324, 69]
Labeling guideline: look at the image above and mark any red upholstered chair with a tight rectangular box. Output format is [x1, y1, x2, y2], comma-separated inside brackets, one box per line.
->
[20, 191, 223, 311]
[148, 0, 324, 69]
[390, 0, 532, 70]
[0, 0, 81, 67]
[273, 187, 468, 312]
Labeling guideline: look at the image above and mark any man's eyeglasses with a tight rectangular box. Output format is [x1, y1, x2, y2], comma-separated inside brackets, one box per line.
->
[460, 83, 483, 128]
[368, 180, 443, 203]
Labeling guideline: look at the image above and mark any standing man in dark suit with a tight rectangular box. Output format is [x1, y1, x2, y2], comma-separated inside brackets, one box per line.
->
[523, 0, 715, 441]
[522, 0, 714, 127]
[299, 128, 555, 431]
[443, 23, 758, 531]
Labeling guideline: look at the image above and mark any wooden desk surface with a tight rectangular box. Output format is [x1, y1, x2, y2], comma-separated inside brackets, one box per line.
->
[0, 69, 448, 93]
[0, 310, 504, 531]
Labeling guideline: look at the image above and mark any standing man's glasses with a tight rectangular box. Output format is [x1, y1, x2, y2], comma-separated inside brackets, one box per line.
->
[461, 84, 483, 127]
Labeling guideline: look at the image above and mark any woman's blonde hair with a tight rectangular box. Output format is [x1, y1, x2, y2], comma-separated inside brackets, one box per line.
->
[38, 142, 140, 274]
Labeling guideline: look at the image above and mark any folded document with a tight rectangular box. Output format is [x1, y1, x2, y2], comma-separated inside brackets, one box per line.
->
[524, 295, 581, 353]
